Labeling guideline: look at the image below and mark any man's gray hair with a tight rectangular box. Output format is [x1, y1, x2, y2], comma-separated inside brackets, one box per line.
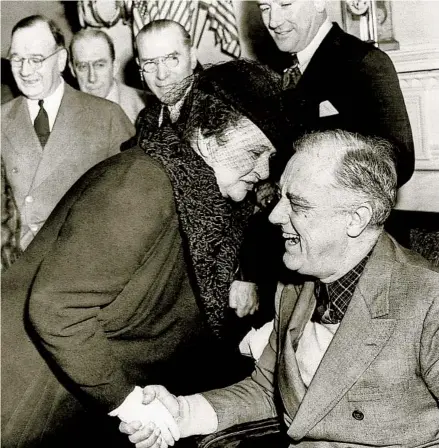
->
[70, 28, 115, 62]
[295, 130, 398, 227]
[136, 19, 192, 48]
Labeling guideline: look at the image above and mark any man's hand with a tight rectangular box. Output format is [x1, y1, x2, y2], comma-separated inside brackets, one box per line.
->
[229, 281, 259, 317]
[120, 421, 167, 448]
[112, 386, 180, 446]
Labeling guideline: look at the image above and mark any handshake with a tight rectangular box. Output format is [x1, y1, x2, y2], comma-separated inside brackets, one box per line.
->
[110, 385, 218, 448]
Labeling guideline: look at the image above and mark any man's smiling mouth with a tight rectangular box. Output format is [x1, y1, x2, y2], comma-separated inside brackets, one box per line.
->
[283, 232, 300, 245]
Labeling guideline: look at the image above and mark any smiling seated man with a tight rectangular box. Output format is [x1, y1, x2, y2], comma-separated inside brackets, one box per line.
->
[70, 29, 145, 124]
[120, 130, 439, 448]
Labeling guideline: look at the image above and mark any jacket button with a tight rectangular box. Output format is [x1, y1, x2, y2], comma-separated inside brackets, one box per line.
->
[25, 195, 34, 203]
[352, 410, 364, 420]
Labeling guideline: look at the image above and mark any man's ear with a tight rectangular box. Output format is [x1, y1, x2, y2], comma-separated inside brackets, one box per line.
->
[113, 59, 119, 78]
[346, 202, 373, 238]
[68, 60, 77, 78]
[314, 0, 326, 13]
[58, 47, 68, 73]
[189, 47, 197, 71]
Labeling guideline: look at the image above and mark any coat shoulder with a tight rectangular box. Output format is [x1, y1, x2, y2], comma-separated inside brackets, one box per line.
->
[1, 95, 22, 117]
[66, 84, 127, 115]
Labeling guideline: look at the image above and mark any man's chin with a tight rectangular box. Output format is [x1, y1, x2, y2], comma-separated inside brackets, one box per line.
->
[19, 85, 42, 99]
[283, 253, 301, 272]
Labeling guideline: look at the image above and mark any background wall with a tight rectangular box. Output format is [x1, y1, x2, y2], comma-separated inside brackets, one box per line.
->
[2, 1, 438, 210]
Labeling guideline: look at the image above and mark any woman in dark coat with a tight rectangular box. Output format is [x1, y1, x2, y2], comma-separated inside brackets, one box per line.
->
[1, 61, 288, 448]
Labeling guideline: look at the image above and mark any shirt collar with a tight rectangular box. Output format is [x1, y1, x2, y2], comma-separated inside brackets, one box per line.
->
[326, 252, 371, 302]
[159, 83, 192, 125]
[297, 19, 332, 73]
[27, 78, 65, 131]
[314, 249, 373, 324]
[105, 79, 119, 104]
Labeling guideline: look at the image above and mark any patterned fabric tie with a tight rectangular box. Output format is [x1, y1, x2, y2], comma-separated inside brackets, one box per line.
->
[34, 99, 50, 147]
[311, 252, 372, 324]
[282, 53, 301, 90]
[161, 106, 172, 128]
[312, 281, 334, 324]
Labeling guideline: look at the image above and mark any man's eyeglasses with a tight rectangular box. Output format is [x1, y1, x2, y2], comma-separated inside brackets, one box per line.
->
[8, 48, 64, 71]
[139, 54, 180, 74]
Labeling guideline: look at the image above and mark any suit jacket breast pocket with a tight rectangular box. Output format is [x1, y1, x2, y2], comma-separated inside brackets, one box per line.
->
[347, 380, 411, 402]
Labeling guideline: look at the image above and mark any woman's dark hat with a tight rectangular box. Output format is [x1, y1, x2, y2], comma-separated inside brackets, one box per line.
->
[194, 59, 292, 155]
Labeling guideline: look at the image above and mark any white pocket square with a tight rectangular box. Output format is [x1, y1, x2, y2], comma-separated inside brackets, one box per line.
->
[319, 100, 339, 117]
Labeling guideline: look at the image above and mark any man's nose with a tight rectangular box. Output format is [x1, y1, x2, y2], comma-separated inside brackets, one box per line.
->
[269, 197, 287, 225]
[156, 61, 169, 80]
[88, 65, 97, 83]
[268, 4, 283, 29]
[19, 59, 34, 77]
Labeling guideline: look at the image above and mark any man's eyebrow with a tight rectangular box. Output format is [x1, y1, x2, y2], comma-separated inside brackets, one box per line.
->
[9, 52, 44, 57]
[143, 51, 179, 62]
[285, 193, 311, 207]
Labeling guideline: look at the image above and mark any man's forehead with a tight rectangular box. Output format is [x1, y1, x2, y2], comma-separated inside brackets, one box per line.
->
[11, 22, 56, 53]
[72, 37, 112, 60]
[280, 152, 333, 192]
[137, 29, 186, 59]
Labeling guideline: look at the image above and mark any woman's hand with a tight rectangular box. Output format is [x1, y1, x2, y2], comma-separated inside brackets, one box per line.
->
[229, 280, 259, 317]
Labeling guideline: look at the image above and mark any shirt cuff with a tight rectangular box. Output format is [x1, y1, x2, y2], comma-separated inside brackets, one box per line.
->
[108, 386, 143, 421]
[177, 394, 218, 437]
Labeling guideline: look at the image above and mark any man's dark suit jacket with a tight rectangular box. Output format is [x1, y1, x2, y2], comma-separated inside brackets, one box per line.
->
[1, 148, 235, 447]
[280, 23, 414, 187]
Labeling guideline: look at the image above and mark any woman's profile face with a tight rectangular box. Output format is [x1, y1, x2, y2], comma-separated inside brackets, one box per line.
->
[210, 117, 276, 202]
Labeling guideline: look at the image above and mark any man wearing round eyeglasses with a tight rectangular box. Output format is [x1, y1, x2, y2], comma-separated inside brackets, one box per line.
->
[132, 20, 198, 143]
[2, 15, 134, 251]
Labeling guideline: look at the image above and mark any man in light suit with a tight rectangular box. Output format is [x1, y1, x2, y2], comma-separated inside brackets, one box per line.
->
[70, 29, 146, 124]
[257, 0, 414, 187]
[122, 130, 439, 447]
[2, 15, 134, 250]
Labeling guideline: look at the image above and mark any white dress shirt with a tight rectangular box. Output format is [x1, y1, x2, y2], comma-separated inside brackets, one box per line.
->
[27, 79, 64, 131]
[297, 19, 333, 73]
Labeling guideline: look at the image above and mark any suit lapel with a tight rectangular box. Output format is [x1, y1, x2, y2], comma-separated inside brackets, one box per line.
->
[3, 96, 43, 156]
[278, 282, 314, 419]
[32, 85, 80, 188]
[287, 234, 398, 439]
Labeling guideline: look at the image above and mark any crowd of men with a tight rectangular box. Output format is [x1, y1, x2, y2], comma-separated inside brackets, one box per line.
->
[1, 1, 437, 447]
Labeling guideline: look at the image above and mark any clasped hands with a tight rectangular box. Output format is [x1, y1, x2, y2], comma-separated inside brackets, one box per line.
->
[112, 385, 217, 448]
[110, 385, 183, 448]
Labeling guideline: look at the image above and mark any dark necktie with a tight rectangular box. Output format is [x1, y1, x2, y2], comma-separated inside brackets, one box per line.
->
[34, 99, 50, 147]
[311, 281, 338, 324]
[161, 106, 172, 127]
[282, 53, 301, 90]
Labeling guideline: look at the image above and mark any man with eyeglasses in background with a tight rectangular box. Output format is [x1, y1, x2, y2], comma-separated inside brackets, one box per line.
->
[1, 15, 134, 251]
[132, 19, 198, 144]
[70, 28, 146, 124]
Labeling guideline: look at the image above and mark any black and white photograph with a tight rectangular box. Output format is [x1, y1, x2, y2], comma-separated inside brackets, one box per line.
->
[1, 1, 439, 447]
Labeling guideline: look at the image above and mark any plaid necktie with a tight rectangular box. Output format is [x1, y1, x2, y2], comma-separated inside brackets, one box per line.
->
[282, 53, 301, 90]
[34, 99, 50, 147]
